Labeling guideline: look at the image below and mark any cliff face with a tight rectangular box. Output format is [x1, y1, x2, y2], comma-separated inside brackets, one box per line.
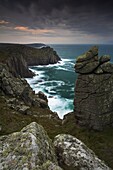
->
[74, 46, 113, 130]
[0, 63, 48, 112]
[0, 43, 61, 78]
[25, 46, 61, 66]
[7, 55, 34, 78]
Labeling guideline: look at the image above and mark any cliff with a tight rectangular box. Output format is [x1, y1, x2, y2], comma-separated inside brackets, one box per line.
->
[1, 44, 113, 169]
[0, 63, 50, 112]
[0, 43, 61, 78]
[74, 46, 113, 130]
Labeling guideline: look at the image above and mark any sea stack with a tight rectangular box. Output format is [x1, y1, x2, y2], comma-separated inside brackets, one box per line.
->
[74, 46, 113, 130]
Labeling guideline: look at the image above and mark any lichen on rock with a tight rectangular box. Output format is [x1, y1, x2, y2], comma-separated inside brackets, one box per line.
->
[54, 134, 111, 170]
[0, 122, 59, 170]
[74, 46, 113, 130]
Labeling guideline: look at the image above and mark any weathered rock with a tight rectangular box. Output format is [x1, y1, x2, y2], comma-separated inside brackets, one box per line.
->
[18, 105, 30, 114]
[54, 134, 111, 170]
[101, 62, 113, 73]
[39, 160, 63, 170]
[0, 64, 49, 111]
[74, 72, 113, 130]
[94, 67, 103, 74]
[7, 55, 34, 78]
[100, 55, 111, 64]
[75, 61, 99, 74]
[0, 43, 61, 78]
[37, 91, 48, 102]
[36, 98, 49, 108]
[75, 46, 99, 74]
[76, 46, 98, 63]
[74, 46, 113, 130]
[0, 122, 59, 170]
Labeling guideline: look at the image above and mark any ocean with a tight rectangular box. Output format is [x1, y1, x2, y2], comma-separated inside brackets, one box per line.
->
[26, 44, 113, 119]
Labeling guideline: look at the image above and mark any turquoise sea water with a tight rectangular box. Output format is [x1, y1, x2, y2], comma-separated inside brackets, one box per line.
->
[26, 44, 113, 119]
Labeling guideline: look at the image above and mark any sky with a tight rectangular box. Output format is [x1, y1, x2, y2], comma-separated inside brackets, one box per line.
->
[0, 0, 113, 44]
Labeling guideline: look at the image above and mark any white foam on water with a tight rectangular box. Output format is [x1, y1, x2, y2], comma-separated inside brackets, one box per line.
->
[56, 66, 74, 72]
[41, 80, 65, 86]
[48, 96, 73, 119]
[26, 69, 46, 88]
[26, 60, 74, 119]
[29, 68, 45, 75]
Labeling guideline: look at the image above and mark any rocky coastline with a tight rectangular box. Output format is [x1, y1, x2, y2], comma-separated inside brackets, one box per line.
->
[0, 43, 61, 78]
[0, 44, 113, 169]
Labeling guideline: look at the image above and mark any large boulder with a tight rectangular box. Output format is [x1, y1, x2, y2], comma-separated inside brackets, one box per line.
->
[0, 122, 62, 170]
[74, 46, 113, 130]
[54, 134, 111, 170]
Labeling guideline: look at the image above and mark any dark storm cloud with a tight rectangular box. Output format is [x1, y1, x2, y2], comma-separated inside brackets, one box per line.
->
[0, 0, 113, 42]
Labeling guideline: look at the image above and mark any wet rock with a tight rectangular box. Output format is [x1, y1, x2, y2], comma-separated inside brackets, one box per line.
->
[54, 134, 111, 170]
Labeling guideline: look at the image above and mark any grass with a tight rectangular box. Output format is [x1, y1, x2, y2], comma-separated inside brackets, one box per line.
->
[1, 96, 113, 168]
[0, 95, 62, 138]
[62, 112, 113, 169]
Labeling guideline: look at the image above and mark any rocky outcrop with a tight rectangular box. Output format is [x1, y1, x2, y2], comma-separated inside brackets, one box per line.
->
[54, 134, 110, 170]
[0, 122, 111, 170]
[0, 43, 61, 78]
[0, 63, 49, 113]
[25, 46, 61, 66]
[74, 46, 113, 130]
[0, 122, 62, 170]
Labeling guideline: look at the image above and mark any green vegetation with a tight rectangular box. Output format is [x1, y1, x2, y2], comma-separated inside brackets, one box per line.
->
[0, 43, 113, 169]
[62, 113, 113, 169]
[1, 96, 113, 168]
[0, 95, 62, 138]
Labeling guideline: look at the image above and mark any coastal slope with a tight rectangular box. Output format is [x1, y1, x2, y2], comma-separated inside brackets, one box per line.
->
[0, 45, 113, 169]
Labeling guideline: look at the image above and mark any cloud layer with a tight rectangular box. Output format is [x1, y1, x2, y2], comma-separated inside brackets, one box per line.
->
[0, 0, 113, 43]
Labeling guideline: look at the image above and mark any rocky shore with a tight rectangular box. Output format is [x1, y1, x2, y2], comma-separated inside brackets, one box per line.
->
[0, 44, 113, 169]
[0, 43, 61, 78]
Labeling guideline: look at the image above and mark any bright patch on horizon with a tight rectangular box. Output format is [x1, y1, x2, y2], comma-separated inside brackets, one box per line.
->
[14, 26, 55, 35]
